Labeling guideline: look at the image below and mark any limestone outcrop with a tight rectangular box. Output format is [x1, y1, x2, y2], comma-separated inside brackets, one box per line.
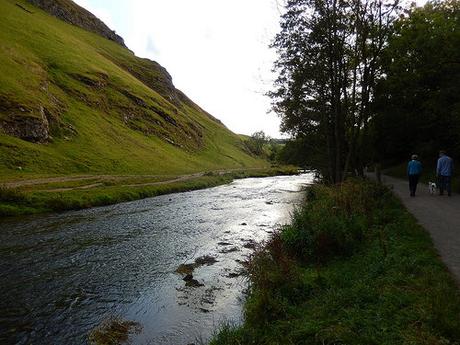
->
[27, 0, 126, 47]
[0, 105, 50, 142]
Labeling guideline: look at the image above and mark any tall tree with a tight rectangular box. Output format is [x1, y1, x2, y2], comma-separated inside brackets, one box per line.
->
[372, 0, 460, 165]
[270, 0, 400, 182]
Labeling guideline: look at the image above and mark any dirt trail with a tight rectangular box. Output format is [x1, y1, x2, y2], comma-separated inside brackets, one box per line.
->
[380, 175, 460, 284]
[1, 168, 266, 191]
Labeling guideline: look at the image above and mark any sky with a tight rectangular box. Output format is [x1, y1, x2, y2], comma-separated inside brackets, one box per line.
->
[73, 0, 284, 137]
[73, 0, 428, 138]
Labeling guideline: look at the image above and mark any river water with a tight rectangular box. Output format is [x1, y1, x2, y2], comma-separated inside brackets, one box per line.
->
[0, 173, 313, 345]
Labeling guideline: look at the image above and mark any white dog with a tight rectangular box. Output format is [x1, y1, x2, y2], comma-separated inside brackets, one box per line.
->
[428, 182, 437, 195]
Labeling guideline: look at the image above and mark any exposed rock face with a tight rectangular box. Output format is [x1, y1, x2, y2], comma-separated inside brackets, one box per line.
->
[0, 106, 50, 143]
[122, 58, 182, 107]
[27, 0, 126, 47]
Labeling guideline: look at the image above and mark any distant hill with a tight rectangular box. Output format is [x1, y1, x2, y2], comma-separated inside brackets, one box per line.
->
[0, 0, 266, 177]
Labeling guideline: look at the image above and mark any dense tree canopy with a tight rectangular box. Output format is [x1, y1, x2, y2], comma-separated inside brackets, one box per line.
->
[372, 0, 460, 166]
[270, 0, 400, 182]
[272, 0, 460, 178]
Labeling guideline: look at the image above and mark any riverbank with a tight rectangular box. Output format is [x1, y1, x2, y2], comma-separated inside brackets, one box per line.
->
[211, 179, 460, 345]
[0, 166, 299, 217]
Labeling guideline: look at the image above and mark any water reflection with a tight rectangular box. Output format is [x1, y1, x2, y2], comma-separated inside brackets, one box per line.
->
[0, 174, 313, 345]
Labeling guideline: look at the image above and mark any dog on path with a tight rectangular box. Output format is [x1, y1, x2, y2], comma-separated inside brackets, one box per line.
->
[428, 182, 437, 195]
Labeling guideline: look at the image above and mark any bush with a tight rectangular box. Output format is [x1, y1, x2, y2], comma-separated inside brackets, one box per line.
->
[244, 233, 307, 326]
[281, 180, 389, 263]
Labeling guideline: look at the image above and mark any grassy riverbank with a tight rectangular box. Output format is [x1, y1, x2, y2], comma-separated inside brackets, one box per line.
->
[0, 166, 298, 217]
[211, 180, 460, 345]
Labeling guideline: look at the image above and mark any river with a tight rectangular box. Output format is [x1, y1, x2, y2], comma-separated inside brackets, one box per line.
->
[0, 173, 313, 345]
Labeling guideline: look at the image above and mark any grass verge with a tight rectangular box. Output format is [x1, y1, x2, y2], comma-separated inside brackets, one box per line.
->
[0, 166, 298, 217]
[211, 179, 460, 345]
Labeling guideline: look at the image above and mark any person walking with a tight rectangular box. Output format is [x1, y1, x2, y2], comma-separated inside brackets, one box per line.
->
[437, 150, 454, 196]
[407, 154, 422, 197]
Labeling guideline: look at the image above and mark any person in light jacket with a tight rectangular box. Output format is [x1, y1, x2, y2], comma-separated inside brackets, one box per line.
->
[407, 154, 422, 197]
[437, 150, 454, 196]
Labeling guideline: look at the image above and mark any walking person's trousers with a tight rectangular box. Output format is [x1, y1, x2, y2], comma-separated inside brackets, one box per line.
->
[408, 174, 420, 196]
[439, 175, 452, 196]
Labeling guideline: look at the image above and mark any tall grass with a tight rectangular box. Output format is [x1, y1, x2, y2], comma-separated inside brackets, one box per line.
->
[211, 179, 460, 345]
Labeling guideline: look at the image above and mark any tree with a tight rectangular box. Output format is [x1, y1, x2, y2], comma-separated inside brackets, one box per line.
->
[270, 0, 401, 182]
[372, 0, 460, 165]
[245, 131, 270, 156]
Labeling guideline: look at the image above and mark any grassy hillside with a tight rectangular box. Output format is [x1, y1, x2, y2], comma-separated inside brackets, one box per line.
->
[0, 0, 267, 181]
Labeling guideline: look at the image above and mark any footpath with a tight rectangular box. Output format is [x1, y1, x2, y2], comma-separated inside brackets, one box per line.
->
[380, 175, 460, 284]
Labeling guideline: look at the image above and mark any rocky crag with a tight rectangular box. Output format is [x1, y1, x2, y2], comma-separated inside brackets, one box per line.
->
[27, 0, 125, 46]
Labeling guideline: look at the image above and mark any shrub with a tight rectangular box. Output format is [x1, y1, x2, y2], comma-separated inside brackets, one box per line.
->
[281, 180, 379, 263]
[0, 186, 27, 203]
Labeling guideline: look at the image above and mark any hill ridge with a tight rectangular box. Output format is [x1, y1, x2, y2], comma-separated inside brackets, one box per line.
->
[26, 0, 126, 46]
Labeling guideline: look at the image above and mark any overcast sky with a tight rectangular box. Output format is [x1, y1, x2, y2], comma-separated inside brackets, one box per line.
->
[73, 0, 427, 138]
[73, 0, 284, 137]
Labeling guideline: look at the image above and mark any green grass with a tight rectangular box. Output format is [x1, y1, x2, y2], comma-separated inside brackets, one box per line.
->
[0, 0, 268, 180]
[211, 180, 460, 345]
[0, 166, 299, 217]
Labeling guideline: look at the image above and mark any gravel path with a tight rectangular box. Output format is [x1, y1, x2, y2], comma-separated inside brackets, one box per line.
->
[381, 175, 460, 284]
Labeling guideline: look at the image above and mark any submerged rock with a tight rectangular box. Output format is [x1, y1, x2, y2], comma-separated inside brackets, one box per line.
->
[176, 263, 195, 275]
[175, 255, 218, 277]
[219, 246, 239, 254]
[226, 272, 243, 278]
[243, 241, 257, 250]
[183, 274, 204, 288]
[194, 255, 218, 266]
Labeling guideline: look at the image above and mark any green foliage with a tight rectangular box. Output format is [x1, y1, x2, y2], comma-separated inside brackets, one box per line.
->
[244, 131, 270, 157]
[373, 0, 460, 165]
[283, 180, 390, 263]
[211, 180, 460, 345]
[270, 0, 400, 182]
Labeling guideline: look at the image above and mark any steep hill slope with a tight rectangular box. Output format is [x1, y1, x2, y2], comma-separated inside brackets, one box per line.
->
[0, 0, 266, 179]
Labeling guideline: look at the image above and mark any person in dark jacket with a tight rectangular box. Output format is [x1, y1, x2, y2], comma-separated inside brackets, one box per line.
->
[407, 154, 422, 197]
[437, 150, 454, 196]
